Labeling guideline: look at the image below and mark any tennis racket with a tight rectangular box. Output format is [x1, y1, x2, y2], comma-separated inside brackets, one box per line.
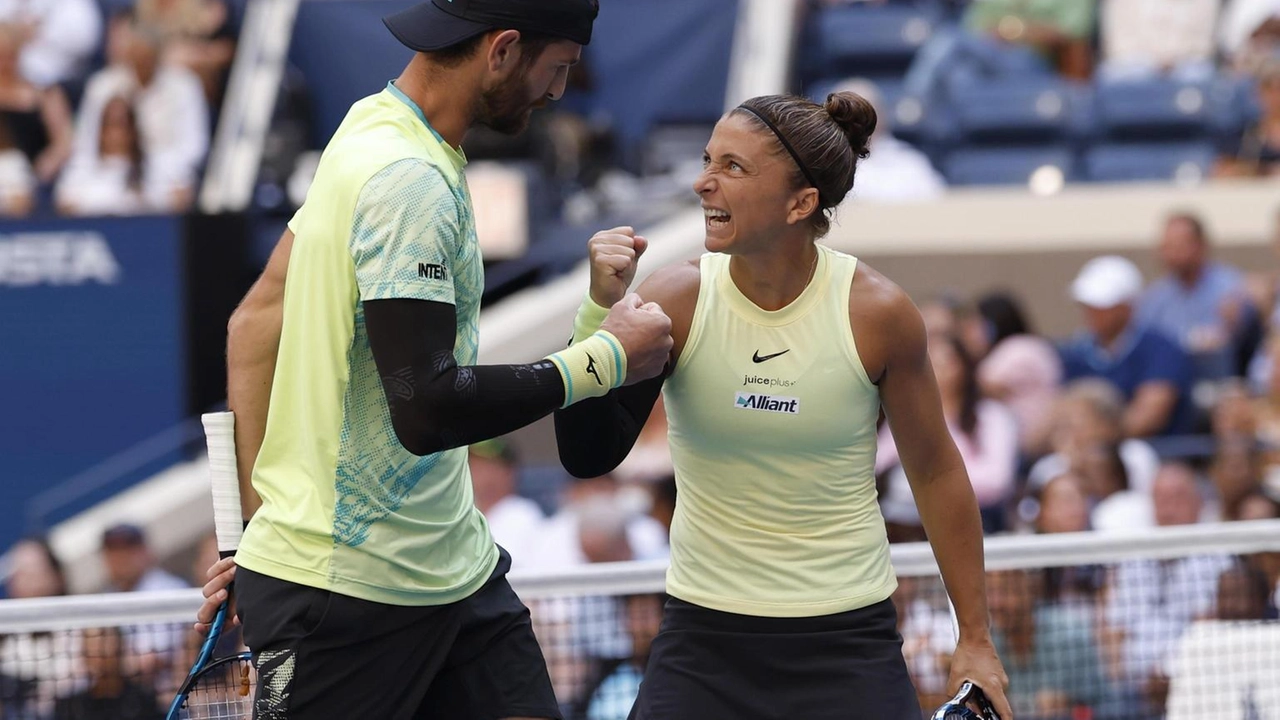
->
[165, 412, 255, 720]
[932, 681, 1001, 720]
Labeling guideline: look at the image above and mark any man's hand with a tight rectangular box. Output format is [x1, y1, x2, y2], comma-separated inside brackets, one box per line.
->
[949, 636, 1013, 720]
[194, 557, 239, 636]
[600, 293, 672, 386]
[588, 227, 648, 308]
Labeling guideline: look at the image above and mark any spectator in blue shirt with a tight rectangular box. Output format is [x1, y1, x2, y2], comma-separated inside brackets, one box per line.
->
[584, 593, 664, 720]
[987, 568, 1116, 720]
[1138, 212, 1254, 383]
[1060, 256, 1196, 437]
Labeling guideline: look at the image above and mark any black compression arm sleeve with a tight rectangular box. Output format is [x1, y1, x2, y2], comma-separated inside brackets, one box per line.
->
[553, 374, 665, 478]
[364, 298, 565, 456]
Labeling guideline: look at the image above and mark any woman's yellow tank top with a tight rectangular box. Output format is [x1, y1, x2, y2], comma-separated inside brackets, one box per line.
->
[662, 244, 897, 617]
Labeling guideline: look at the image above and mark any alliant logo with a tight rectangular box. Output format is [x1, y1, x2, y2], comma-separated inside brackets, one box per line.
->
[734, 392, 799, 414]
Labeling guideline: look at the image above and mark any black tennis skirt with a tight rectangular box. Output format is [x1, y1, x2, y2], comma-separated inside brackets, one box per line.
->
[628, 596, 920, 720]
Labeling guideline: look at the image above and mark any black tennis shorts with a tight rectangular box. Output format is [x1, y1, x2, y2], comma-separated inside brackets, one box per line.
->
[236, 547, 561, 720]
[629, 596, 920, 720]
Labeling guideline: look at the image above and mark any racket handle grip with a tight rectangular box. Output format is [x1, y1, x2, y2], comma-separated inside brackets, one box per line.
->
[202, 412, 244, 554]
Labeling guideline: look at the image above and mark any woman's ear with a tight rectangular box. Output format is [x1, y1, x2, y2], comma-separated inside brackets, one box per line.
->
[785, 187, 820, 226]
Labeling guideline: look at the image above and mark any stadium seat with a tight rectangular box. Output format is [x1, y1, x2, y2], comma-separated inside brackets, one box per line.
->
[1083, 141, 1218, 183]
[947, 77, 1077, 143]
[806, 76, 906, 110]
[889, 91, 957, 150]
[1208, 74, 1263, 143]
[942, 146, 1075, 187]
[1094, 78, 1216, 140]
[806, 3, 942, 78]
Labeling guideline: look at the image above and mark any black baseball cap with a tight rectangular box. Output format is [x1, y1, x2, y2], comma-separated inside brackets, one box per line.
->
[102, 523, 146, 549]
[384, 0, 599, 52]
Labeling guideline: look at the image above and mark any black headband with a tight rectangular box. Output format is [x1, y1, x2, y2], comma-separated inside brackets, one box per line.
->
[738, 105, 824, 206]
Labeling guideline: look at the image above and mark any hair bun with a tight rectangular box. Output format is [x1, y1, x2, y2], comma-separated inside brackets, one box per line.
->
[824, 91, 877, 160]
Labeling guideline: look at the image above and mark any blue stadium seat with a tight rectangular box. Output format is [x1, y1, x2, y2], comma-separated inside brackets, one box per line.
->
[806, 76, 906, 109]
[1208, 74, 1263, 143]
[806, 3, 942, 78]
[947, 78, 1077, 142]
[942, 146, 1075, 186]
[1083, 141, 1218, 183]
[1094, 78, 1216, 140]
[890, 91, 956, 148]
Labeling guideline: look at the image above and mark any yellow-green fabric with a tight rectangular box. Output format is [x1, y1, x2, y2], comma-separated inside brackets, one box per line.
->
[236, 83, 497, 606]
[662, 245, 896, 617]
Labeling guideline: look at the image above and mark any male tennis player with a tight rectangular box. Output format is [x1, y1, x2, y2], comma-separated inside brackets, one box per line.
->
[194, 2, 673, 717]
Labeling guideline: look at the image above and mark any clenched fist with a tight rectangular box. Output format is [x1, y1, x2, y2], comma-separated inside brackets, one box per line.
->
[600, 294, 673, 385]
[588, 227, 648, 308]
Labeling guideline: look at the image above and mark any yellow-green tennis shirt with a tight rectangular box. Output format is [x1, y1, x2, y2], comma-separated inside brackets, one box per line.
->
[236, 82, 498, 606]
[662, 246, 896, 617]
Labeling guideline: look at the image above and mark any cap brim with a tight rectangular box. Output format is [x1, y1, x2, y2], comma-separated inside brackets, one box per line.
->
[384, 3, 493, 52]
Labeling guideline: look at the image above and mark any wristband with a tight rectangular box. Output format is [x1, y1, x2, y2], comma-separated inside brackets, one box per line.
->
[546, 330, 626, 407]
[572, 293, 611, 344]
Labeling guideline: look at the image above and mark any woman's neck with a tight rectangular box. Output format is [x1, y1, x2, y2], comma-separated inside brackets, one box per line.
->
[727, 239, 818, 312]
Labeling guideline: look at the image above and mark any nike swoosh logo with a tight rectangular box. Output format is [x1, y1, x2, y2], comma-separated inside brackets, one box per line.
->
[752, 349, 790, 363]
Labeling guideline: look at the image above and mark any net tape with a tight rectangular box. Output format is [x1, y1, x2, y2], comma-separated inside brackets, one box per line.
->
[1, 519, 1275, 632]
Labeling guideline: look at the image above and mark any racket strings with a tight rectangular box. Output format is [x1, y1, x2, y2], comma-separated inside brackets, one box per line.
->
[178, 657, 256, 719]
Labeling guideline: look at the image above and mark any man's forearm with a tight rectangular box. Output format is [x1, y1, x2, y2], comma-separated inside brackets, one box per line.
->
[226, 308, 275, 518]
[226, 231, 293, 519]
[913, 466, 992, 641]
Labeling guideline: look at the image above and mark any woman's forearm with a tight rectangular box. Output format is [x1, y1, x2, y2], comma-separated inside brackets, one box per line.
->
[913, 466, 991, 641]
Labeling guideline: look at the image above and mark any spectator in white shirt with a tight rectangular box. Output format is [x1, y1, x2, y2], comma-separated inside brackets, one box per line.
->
[831, 78, 945, 203]
[71, 14, 208, 214]
[137, 0, 236, 104]
[1099, 0, 1221, 82]
[55, 95, 149, 216]
[1101, 465, 1233, 718]
[468, 439, 545, 569]
[0, 0, 100, 89]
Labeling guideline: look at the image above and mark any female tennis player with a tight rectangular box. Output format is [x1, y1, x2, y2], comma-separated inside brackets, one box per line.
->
[554, 91, 1013, 719]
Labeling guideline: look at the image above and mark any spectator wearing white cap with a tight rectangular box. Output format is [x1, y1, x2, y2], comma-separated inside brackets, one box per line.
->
[1219, 0, 1280, 74]
[1059, 256, 1197, 437]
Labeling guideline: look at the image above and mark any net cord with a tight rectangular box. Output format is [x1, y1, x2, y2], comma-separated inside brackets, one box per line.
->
[1, 519, 1276, 633]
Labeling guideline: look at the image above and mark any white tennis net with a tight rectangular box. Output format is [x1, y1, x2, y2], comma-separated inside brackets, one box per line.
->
[0, 520, 1277, 719]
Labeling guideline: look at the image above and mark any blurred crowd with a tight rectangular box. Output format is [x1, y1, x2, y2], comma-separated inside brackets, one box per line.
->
[884, 207, 1280, 542]
[2, 213, 1279, 717]
[913, 0, 1280, 84]
[812, 0, 1280, 195]
[460, 205, 1280, 718]
[1, 526, 234, 719]
[0, 0, 234, 219]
